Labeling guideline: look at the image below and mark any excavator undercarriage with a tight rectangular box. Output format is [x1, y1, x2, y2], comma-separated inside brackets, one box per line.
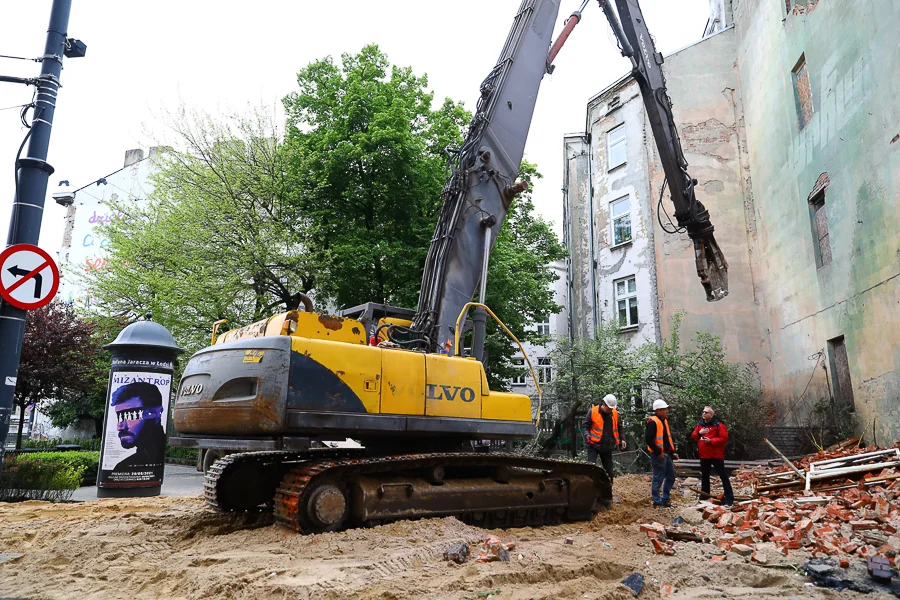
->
[205, 449, 612, 533]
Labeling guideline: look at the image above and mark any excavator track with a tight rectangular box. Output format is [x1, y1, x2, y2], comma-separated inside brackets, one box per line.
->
[204, 447, 365, 512]
[206, 450, 612, 533]
[272, 452, 612, 533]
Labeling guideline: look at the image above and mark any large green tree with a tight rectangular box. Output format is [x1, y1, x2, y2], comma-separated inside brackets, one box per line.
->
[87, 45, 565, 386]
[84, 106, 314, 350]
[284, 44, 564, 386]
[283, 44, 469, 309]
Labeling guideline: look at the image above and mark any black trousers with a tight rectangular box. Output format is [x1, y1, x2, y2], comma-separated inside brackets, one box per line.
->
[700, 458, 734, 504]
[587, 445, 615, 480]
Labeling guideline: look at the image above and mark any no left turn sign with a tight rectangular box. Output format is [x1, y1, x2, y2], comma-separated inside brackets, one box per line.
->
[0, 244, 60, 310]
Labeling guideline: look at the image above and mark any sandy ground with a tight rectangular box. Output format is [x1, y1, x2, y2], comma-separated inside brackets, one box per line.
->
[0, 474, 894, 600]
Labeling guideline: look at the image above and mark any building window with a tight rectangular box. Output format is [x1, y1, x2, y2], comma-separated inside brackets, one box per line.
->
[610, 196, 632, 246]
[607, 125, 626, 170]
[631, 386, 643, 410]
[537, 357, 552, 384]
[793, 55, 814, 129]
[808, 173, 832, 268]
[828, 336, 855, 412]
[511, 358, 527, 385]
[614, 276, 638, 328]
[536, 317, 550, 337]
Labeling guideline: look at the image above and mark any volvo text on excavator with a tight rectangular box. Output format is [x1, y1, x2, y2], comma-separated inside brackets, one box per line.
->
[170, 0, 729, 534]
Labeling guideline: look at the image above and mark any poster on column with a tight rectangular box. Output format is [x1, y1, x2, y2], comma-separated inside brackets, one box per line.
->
[100, 370, 172, 485]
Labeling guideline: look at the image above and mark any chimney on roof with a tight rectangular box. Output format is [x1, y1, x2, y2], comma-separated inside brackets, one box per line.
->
[124, 149, 145, 167]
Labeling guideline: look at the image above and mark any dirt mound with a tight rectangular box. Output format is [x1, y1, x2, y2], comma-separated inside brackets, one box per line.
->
[0, 475, 889, 599]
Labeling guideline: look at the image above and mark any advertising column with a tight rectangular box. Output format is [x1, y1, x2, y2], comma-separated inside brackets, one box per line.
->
[97, 319, 183, 497]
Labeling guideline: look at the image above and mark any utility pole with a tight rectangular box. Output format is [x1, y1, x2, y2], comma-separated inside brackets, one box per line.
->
[0, 0, 85, 466]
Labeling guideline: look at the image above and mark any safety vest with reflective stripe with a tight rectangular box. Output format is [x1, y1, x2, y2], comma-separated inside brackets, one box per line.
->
[647, 415, 673, 454]
[588, 406, 619, 446]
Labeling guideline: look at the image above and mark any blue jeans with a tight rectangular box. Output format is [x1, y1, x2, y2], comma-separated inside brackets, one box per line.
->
[650, 453, 675, 505]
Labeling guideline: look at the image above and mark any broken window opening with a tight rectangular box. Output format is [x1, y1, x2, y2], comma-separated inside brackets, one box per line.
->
[793, 55, 814, 129]
[808, 173, 832, 268]
[827, 336, 855, 413]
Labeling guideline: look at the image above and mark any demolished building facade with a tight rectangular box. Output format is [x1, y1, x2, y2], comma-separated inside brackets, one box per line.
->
[563, 0, 899, 441]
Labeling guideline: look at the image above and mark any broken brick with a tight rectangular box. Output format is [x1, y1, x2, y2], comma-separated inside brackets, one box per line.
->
[651, 538, 665, 554]
[851, 520, 879, 531]
[751, 552, 768, 564]
[839, 559, 850, 568]
[809, 507, 828, 523]
[710, 555, 726, 562]
[730, 544, 754, 557]
[796, 519, 814, 535]
[716, 513, 735, 529]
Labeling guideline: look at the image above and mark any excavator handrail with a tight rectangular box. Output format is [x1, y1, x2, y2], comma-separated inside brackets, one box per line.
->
[454, 301, 544, 429]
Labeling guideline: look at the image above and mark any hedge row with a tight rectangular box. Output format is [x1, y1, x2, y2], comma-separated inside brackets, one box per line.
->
[24, 439, 198, 463]
[23, 438, 101, 452]
[0, 453, 90, 502]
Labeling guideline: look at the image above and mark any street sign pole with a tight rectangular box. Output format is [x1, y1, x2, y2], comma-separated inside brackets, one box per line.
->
[0, 0, 75, 461]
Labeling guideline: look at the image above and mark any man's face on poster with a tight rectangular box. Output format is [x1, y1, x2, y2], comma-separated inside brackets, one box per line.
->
[115, 397, 162, 449]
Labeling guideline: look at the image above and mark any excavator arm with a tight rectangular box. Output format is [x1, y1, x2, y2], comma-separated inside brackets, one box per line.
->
[599, 0, 729, 301]
[408, 0, 728, 358]
[411, 0, 563, 355]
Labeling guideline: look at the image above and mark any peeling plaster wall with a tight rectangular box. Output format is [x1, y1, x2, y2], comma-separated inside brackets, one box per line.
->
[732, 0, 900, 441]
[647, 28, 772, 390]
[587, 80, 660, 348]
[563, 134, 595, 340]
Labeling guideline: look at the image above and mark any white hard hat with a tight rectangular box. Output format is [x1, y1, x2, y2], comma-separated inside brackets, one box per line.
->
[602, 394, 617, 409]
[652, 399, 669, 411]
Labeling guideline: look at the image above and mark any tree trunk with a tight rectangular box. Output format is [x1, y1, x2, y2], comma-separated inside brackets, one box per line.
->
[568, 415, 578, 458]
[94, 416, 103, 438]
[15, 404, 26, 450]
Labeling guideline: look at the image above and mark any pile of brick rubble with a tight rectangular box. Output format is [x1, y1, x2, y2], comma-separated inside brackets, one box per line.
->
[641, 441, 900, 570]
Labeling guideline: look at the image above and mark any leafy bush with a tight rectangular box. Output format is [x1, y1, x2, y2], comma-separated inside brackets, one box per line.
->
[165, 446, 199, 462]
[542, 311, 766, 460]
[16, 451, 99, 486]
[0, 456, 86, 502]
[23, 437, 101, 451]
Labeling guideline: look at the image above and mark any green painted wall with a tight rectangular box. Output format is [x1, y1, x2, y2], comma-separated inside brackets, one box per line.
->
[732, 0, 900, 441]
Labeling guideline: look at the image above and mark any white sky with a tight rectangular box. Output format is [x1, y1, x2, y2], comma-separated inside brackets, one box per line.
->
[0, 0, 709, 254]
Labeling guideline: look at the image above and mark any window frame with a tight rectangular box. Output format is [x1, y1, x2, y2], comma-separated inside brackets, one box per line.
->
[610, 195, 633, 247]
[808, 190, 832, 268]
[792, 54, 814, 130]
[614, 275, 639, 329]
[607, 124, 627, 171]
[510, 357, 527, 386]
[537, 357, 552, 384]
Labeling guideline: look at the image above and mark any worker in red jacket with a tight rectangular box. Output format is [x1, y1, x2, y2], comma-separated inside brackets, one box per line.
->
[691, 405, 734, 507]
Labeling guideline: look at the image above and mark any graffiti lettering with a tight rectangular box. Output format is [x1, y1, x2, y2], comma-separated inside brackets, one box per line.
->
[82, 233, 111, 248]
[88, 210, 123, 224]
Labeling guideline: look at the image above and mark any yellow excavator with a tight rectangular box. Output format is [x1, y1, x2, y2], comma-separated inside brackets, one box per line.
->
[170, 0, 728, 533]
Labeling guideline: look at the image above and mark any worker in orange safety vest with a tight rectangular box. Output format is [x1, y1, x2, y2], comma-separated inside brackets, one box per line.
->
[645, 399, 679, 508]
[581, 394, 626, 482]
